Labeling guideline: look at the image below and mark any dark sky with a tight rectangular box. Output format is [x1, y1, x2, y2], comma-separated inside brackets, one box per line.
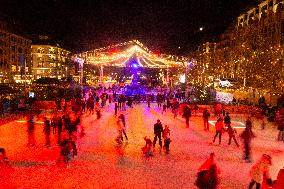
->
[0, 0, 256, 55]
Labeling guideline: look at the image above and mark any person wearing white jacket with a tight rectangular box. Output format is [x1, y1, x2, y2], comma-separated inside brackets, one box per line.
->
[248, 154, 273, 189]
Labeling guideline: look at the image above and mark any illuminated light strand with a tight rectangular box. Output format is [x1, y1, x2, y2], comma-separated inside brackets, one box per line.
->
[74, 41, 188, 68]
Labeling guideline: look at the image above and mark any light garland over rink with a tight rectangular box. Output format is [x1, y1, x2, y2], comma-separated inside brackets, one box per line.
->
[73, 40, 187, 68]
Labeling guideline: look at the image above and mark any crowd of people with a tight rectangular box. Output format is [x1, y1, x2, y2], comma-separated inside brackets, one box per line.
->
[0, 86, 284, 188]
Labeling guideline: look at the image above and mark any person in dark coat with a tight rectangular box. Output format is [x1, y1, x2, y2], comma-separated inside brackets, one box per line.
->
[203, 109, 210, 131]
[153, 119, 163, 148]
[224, 112, 231, 127]
[142, 136, 153, 157]
[196, 153, 220, 189]
[226, 124, 239, 147]
[43, 117, 51, 147]
[27, 113, 35, 146]
[57, 115, 63, 144]
[163, 125, 171, 153]
[0, 147, 8, 160]
[183, 105, 192, 128]
[241, 119, 255, 162]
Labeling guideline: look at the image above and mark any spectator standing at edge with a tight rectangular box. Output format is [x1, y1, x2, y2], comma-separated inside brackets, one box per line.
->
[203, 108, 210, 131]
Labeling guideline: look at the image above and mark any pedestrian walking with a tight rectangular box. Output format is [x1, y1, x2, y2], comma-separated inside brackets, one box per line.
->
[182, 105, 191, 128]
[163, 125, 171, 153]
[226, 124, 239, 147]
[212, 118, 224, 145]
[153, 119, 163, 148]
[195, 153, 220, 189]
[203, 108, 210, 131]
[43, 117, 51, 147]
[248, 154, 273, 189]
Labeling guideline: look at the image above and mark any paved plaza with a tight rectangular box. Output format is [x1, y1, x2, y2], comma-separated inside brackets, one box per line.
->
[0, 103, 283, 189]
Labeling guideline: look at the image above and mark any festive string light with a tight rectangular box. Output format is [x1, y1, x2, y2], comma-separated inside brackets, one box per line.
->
[74, 40, 187, 68]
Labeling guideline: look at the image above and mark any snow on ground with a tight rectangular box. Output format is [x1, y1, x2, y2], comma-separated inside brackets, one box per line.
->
[0, 103, 283, 189]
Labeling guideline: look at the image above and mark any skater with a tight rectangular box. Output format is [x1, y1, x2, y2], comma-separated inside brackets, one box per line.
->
[193, 104, 199, 116]
[183, 105, 191, 128]
[226, 124, 239, 147]
[241, 123, 255, 162]
[163, 125, 171, 153]
[95, 102, 101, 119]
[116, 117, 124, 144]
[57, 115, 63, 144]
[27, 113, 36, 146]
[212, 118, 224, 145]
[153, 119, 163, 148]
[203, 108, 210, 131]
[0, 147, 8, 160]
[275, 165, 284, 189]
[147, 96, 151, 108]
[276, 109, 284, 141]
[118, 114, 128, 141]
[59, 135, 77, 167]
[142, 136, 153, 157]
[114, 102, 118, 116]
[172, 99, 179, 119]
[162, 103, 167, 114]
[224, 112, 231, 127]
[43, 117, 51, 147]
[51, 112, 60, 134]
[196, 153, 220, 189]
[248, 154, 273, 189]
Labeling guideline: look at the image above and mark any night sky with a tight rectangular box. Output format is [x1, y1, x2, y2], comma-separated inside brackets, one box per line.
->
[0, 0, 257, 55]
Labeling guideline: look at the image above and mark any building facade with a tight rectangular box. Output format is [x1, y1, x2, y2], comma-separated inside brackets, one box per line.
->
[0, 18, 32, 83]
[31, 43, 73, 80]
[193, 0, 284, 94]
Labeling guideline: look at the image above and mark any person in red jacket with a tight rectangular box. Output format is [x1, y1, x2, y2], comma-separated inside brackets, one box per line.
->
[275, 166, 284, 189]
[212, 118, 224, 145]
[163, 125, 171, 153]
